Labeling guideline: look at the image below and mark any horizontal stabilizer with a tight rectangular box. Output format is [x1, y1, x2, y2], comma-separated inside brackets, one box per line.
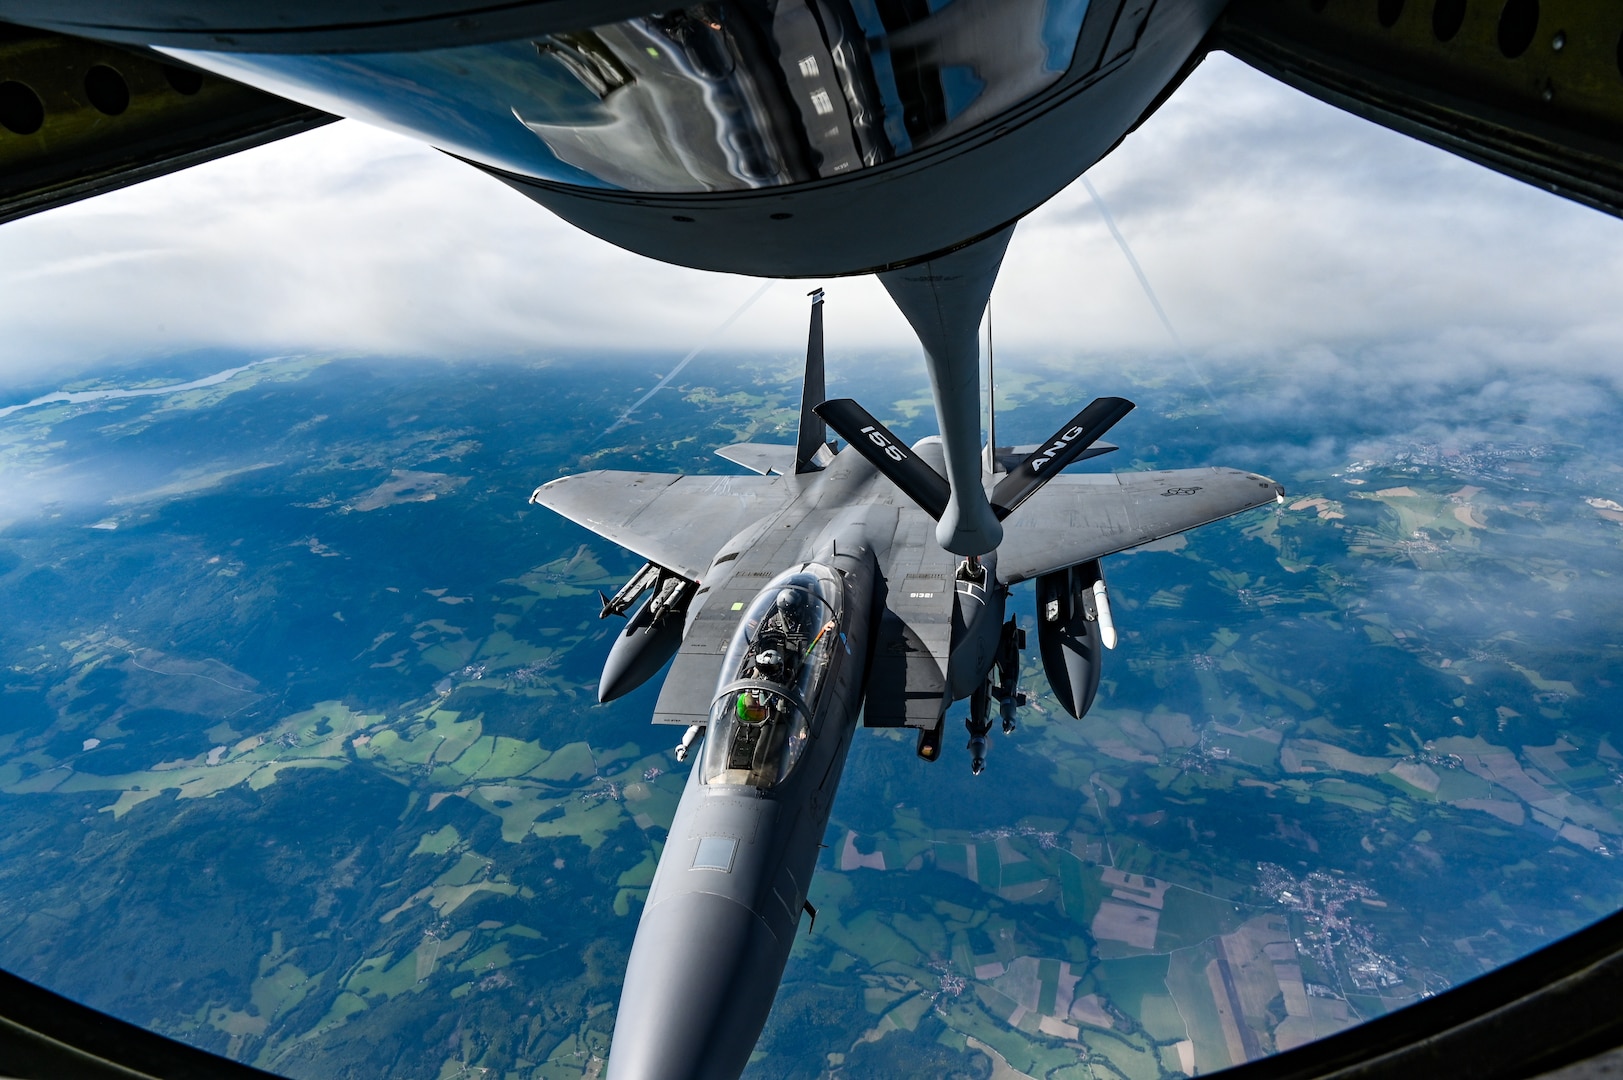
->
[990, 397, 1134, 519]
[716, 443, 833, 476]
[814, 398, 950, 520]
[715, 443, 794, 476]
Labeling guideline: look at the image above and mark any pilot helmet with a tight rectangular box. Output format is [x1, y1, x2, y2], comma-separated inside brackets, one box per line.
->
[756, 648, 784, 677]
[735, 689, 769, 724]
[774, 588, 799, 614]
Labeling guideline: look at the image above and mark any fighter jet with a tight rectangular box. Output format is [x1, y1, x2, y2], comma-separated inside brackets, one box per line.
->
[528, 291, 1284, 1080]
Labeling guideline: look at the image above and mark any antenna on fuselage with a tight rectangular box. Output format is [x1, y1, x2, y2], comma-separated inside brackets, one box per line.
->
[796, 288, 833, 474]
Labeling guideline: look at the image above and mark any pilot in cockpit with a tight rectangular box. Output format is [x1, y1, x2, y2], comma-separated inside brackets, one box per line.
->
[735, 687, 771, 724]
[727, 687, 781, 776]
[759, 589, 811, 652]
[751, 647, 786, 684]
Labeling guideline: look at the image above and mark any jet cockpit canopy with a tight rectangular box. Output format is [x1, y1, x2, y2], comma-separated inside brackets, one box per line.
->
[701, 566, 843, 789]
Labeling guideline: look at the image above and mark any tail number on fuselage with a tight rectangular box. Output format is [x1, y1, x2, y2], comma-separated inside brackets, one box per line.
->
[1161, 487, 1203, 496]
[860, 425, 907, 463]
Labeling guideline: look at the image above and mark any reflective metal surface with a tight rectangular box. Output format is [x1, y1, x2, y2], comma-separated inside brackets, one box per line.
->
[171, 0, 1094, 193]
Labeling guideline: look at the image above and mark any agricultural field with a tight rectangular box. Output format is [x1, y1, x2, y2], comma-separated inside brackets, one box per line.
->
[2, 351, 1622, 1078]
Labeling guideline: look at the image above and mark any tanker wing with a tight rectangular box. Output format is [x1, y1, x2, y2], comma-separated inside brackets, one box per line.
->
[529, 471, 795, 580]
[996, 468, 1286, 584]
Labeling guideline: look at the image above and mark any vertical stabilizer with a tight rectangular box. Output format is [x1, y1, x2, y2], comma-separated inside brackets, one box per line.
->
[983, 302, 998, 476]
[796, 288, 829, 474]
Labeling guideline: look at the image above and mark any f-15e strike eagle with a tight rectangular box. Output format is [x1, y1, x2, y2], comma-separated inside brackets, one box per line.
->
[530, 292, 1283, 1080]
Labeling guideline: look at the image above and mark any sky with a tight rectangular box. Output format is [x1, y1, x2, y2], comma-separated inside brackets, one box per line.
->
[0, 51, 1620, 392]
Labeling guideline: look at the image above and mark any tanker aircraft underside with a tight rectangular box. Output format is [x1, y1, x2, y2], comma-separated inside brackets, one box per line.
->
[529, 292, 1285, 1080]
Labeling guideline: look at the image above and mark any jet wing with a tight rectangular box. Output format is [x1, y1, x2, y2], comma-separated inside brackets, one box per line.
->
[996, 468, 1284, 584]
[530, 471, 795, 580]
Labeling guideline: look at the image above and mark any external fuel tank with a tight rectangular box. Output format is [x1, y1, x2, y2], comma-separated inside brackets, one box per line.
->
[598, 592, 686, 703]
[1035, 560, 1108, 720]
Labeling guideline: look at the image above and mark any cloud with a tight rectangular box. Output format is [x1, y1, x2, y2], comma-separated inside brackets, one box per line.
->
[0, 52, 1619, 389]
[4, 248, 186, 282]
[999, 56, 1623, 364]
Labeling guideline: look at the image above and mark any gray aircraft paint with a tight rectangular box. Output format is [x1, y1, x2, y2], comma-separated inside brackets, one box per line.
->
[530, 298, 1285, 1080]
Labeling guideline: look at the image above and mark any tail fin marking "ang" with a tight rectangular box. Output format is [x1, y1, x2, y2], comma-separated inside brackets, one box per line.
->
[988, 397, 1134, 519]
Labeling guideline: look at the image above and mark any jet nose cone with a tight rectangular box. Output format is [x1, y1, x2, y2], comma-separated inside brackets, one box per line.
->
[606, 891, 787, 1080]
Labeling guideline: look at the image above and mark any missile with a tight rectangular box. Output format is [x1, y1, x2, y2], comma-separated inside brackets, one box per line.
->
[599, 561, 663, 619]
[674, 724, 704, 762]
[1093, 578, 1117, 650]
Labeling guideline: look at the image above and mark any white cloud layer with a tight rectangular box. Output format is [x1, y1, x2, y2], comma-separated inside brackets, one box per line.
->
[0, 52, 1619, 387]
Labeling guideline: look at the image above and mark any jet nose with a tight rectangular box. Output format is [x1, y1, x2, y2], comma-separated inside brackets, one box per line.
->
[605, 890, 787, 1080]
